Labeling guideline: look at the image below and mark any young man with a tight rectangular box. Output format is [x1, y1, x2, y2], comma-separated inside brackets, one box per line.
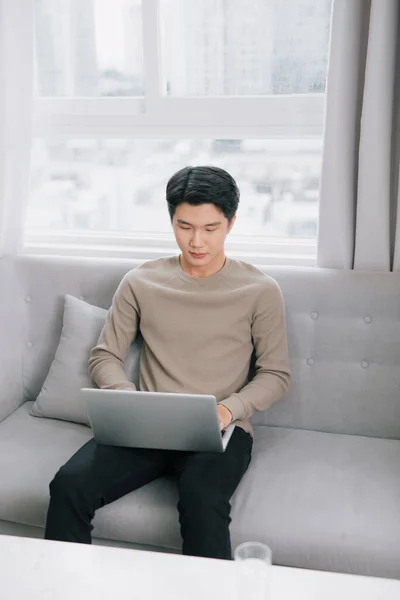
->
[44, 165, 290, 560]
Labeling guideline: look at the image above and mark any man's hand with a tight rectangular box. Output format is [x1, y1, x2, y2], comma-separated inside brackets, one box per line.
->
[217, 404, 233, 431]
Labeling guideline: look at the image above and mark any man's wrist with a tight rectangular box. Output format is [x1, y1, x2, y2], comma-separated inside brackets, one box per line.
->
[219, 395, 246, 423]
[218, 402, 233, 423]
[224, 405, 233, 423]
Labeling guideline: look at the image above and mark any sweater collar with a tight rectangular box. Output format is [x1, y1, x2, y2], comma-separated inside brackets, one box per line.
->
[175, 254, 233, 286]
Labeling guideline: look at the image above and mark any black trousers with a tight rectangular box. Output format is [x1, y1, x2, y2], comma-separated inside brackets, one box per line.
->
[44, 427, 252, 560]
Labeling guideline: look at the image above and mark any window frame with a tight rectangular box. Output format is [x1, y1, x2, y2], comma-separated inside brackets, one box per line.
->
[1, 0, 328, 265]
[23, 230, 317, 266]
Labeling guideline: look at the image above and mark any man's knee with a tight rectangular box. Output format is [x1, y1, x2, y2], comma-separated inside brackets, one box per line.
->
[179, 480, 230, 518]
[49, 466, 85, 501]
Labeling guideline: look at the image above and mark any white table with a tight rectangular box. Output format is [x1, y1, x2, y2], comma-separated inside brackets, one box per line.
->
[0, 534, 399, 599]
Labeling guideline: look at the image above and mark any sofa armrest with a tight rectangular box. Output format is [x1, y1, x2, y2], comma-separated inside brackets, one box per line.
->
[0, 257, 25, 423]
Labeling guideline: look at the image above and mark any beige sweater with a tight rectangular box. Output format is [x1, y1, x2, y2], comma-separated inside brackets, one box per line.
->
[89, 256, 290, 435]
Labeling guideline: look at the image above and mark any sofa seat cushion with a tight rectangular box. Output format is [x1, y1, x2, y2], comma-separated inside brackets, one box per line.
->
[231, 426, 400, 579]
[0, 402, 181, 549]
[0, 402, 92, 527]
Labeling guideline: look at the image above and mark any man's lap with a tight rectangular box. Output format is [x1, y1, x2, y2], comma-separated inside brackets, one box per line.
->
[54, 427, 252, 505]
[172, 427, 252, 497]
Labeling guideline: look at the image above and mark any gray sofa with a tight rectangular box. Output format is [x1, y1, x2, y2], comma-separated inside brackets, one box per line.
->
[0, 254, 400, 578]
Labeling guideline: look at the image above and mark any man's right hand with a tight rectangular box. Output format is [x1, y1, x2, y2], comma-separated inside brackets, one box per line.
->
[217, 403, 233, 431]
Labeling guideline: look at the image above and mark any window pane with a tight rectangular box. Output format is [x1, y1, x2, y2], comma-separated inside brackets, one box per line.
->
[28, 138, 321, 239]
[161, 0, 332, 96]
[34, 0, 144, 97]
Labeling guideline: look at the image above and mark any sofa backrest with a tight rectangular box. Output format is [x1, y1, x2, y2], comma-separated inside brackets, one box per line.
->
[254, 265, 400, 439]
[1, 255, 400, 439]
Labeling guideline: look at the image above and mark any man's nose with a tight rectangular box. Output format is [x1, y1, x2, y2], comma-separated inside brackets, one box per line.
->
[190, 230, 204, 248]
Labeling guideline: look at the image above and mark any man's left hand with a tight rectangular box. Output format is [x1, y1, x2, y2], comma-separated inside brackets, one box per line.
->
[217, 404, 233, 431]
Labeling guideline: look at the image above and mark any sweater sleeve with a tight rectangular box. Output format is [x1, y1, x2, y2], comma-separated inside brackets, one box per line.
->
[220, 278, 290, 422]
[89, 272, 140, 391]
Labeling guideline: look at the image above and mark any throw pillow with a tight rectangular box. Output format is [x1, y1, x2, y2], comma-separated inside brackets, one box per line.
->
[30, 294, 142, 426]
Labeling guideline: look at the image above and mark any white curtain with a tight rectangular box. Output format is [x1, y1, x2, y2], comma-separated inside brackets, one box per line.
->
[0, 0, 33, 257]
[317, 0, 400, 271]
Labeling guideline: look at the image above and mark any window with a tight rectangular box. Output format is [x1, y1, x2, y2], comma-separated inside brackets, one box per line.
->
[24, 0, 333, 264]
[28, 138, 321, 238]
[161, 0, 331, 96]
[34, 0, 144, 97]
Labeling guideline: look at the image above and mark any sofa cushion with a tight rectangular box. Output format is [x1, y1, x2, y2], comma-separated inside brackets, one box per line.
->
[231, 426, 400, 579]
[1, 403, 399, 578]
[0, 403, 181, 549]
[30, 295, 142, 425]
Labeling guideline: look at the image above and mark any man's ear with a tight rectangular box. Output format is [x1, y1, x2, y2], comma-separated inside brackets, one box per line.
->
[228, 215, 237, 233]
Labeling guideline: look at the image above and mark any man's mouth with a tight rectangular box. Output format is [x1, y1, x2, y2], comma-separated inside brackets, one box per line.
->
[190, 252, 207, 259]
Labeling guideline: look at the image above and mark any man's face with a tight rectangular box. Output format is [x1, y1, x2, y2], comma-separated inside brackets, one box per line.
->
[172, 202, 236, 270]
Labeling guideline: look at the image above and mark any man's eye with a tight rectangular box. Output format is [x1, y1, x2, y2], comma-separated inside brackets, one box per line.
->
[180, 227, 191, 230]
[206, 229, 217, 233]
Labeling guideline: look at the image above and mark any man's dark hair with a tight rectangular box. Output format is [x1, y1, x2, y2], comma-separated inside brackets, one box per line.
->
[166, 166, 240, 223]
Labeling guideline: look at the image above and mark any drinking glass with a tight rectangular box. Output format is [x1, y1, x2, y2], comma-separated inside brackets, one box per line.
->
[234, 541, 272, 600]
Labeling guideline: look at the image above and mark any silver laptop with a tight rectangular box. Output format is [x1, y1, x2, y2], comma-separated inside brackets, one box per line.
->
[81, 388, 236, 453]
